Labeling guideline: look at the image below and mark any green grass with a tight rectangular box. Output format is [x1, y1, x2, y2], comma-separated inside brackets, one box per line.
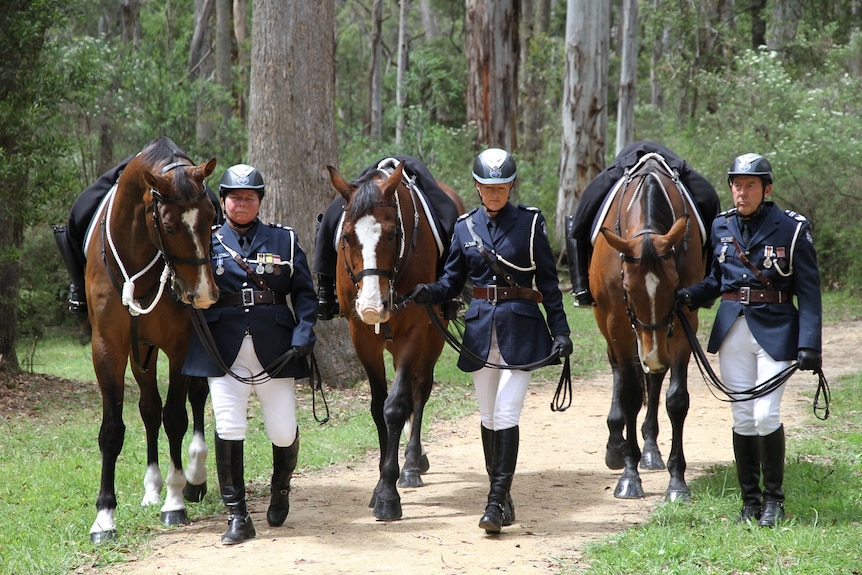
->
[4, 290, 861, 574]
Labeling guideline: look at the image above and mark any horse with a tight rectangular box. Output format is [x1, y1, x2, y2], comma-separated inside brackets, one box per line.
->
[327, 159, 465, 520]
[84, 136, 218, 543]
[589, 153, 705, 502]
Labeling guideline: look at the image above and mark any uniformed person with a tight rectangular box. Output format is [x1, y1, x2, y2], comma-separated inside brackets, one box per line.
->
[409, 148, 573, 534]
[677, 153, 822, 527]
[567, 141, 720, 307]
[182, 163, 318, 544]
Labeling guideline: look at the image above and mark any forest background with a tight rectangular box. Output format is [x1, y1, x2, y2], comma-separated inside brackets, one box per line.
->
[2, 0, 861, 385]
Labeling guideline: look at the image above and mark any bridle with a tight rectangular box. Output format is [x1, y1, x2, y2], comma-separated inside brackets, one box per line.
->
[618, 229, 679, 336]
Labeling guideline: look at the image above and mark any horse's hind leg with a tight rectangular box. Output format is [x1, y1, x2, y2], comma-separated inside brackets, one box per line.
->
[640, 372, 667, 471]
[399, 370, 433, 488]
[182, 376, 209, 503]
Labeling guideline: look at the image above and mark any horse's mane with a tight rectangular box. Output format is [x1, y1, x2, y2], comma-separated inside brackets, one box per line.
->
[138, 136, 198, 201]
[636, 168, 676, 272]
[346, 170, 395, 220]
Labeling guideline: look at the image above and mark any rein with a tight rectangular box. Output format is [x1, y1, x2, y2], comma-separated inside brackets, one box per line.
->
[676, 308, 830, 420]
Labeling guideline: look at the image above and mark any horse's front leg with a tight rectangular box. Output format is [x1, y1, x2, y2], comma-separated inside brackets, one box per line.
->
[610, 359, 646, 499]
[158, 368, 196, 526]
[182, 376, 209, 503]
[374, 367, 415, 520]
[664, 360, 692, 502]
[398, 367, 434, 488]
[604, 355, 627, 470]
[640, 371, 667, 471]
[90, 347, 128, 544]
[132, 357, 165, 510]
[358, 343, 389, 511]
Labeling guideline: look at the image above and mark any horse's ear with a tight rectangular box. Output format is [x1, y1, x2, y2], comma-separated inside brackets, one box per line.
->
[658, 215, 689, 251]
[599, 226, 634, 255]
[327, 165, 355, 200]
[382, 163, 404, 198]
[196, 158, 217, 180]
[142, 171, 169, 202]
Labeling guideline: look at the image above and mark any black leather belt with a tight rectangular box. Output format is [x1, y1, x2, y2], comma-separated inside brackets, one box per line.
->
[722, 287, 792, 305]
[214, 289, 287, 307]
[473, 285, 543, 303]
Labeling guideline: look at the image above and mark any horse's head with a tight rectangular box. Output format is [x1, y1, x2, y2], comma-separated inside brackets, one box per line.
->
[600, 213, 688, 374]
[142, 157, 219, 309]
[328, 162, 404, 325]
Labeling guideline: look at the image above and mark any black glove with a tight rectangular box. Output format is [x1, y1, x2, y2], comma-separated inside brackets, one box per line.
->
[291, 345, 313, 358]
[409, 283, 433, 305]
[552, 334, 573, 358]
[797, 348, 822, 372]
[674, 288, 692, 310]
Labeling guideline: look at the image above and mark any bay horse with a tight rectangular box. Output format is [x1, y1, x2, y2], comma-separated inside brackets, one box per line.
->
[327, 159, 464, 520]
[84, 137, 218, 542]
[590, 153, 705, 502]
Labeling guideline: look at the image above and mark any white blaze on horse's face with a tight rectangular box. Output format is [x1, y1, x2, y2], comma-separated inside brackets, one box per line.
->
[637, 270, 665, 373]
[180, 207, 218, 309]
[354, 214, 391, 324]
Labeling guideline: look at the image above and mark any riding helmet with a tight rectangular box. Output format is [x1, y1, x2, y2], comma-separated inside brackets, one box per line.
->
[472, 148, 517, 185]
[727, 153, 773, 186]
[219, 163, 266, 199]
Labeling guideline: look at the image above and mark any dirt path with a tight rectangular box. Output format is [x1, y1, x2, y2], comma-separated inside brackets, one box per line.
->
[103, 320, 861, 575]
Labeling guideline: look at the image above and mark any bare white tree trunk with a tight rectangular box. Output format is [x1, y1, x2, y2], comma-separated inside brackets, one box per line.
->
[418, 0, 438, 40]
[615, 0, 638, 155]
[395, 0, 410, 145]
[555, 0, 609, 244]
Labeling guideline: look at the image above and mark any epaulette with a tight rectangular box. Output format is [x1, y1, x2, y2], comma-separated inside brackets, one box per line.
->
[458, 207, 480, 220]
[267, 222, 295, 231]
[718, 207, 738, 218]
[784, 209, 808, 222]
[517, 203, 540, 212]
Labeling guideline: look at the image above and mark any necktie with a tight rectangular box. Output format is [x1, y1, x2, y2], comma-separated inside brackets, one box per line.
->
[239, 235, 251, 253]
[741, 223, 751, 244]
[488, 218, 498, 238]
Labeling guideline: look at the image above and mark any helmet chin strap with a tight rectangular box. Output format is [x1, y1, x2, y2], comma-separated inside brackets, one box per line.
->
[227, 216, 256, 230]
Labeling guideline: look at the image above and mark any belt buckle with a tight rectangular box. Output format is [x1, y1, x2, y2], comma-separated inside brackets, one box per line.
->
[488, 285, 498, 305]
[739, 286, 750, 305]
[241, 288, 255, 307]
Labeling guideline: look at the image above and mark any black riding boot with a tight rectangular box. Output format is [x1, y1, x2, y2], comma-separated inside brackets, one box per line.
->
[53, 224, 88, 314]
[565, 221, 594, 308]
[479, 426, 519, 533]
[316, 274, 339, 320]
[481, 425, 515, 527]
[267, 431, 300, 527]
[215, 434, 256, 544]
[758, 425, 786, 528]
[732, 431, 762, 523]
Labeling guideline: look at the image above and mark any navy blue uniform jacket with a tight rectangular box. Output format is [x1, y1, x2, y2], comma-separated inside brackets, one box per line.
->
[183, 221, 317, 379]
[425, 203, 570, 372]
[686, 202, 822, 361]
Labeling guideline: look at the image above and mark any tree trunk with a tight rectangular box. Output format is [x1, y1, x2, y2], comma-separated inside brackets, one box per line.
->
[465, 0, 520, 153]
[768, 0, 803, 55]
[395, 0, 410, 145]
[750, 0, 767, 49]
[234, 0, 249, 124]
[520, 0, 552, 165]
[215, 0, 233, 150]
[248, 0, 362, 387]
[615, 0, 638, 155]
[555, 0, 609, 245]
[369, 0, 383, 139]
[190, 0, 215, 145]
[418, 0, 438, 41]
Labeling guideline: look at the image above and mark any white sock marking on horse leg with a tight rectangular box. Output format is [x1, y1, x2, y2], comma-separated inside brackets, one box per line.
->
[185, 431, 208, 486]
[161, 466, 187, 513]
[141, 462, 163, 507]
[90, 509, 116, 535]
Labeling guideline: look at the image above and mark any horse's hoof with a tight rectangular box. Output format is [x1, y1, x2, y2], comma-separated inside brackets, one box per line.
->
[373, 498, 403, 521]
[160, 509, 189, 526]
[369, 492, 377, 509]
[183, 481, 207, 503]
[605, 449, 625, 470]
[398, 470, 425, 488]
[614, 476, 644, 499]
[418, 453, 430, 474]
[639, 451, 666, 471]
[89, 529, 117, 544]
[665, 489, 691, 503]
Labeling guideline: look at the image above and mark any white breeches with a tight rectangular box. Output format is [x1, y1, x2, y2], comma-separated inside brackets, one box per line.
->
[472, 326, 531, 431]
[209, 335, 298, 446]
[718, 316, 791, 437]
